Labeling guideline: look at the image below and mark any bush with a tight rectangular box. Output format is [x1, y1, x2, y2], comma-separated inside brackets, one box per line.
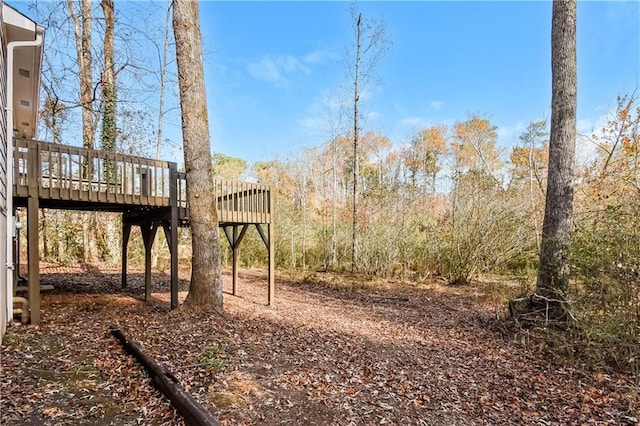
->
[571, 203, 640, 373]
[434, 171, 536, 285]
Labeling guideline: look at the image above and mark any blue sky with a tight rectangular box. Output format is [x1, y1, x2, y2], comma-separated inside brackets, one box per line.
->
[192, 1, 639, 164]
[194, 1, 639, 165]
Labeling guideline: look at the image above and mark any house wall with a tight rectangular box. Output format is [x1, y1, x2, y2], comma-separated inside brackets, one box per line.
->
[0, 0, 8, 342]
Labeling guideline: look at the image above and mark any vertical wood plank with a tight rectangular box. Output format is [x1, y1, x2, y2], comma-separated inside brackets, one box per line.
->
[27, 196, 40, 324]
[268, 222, 275, 306]
[141, 222, 158, 302]
[232, 225, 238, 296]
[27, 141, 37, 196]
[169, 164, 179, 310]
[122, 221, 131, 289]
[241, 182, 246, 223]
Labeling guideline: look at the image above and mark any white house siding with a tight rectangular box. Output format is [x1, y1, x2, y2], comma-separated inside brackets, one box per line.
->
[0, 0, 8, 342]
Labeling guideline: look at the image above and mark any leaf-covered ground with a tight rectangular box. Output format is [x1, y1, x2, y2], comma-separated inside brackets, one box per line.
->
[1, 265, 638, 425]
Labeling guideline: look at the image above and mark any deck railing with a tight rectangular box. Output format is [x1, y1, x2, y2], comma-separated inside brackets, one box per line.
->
[13, 139, 176, 207]
[175, 174, 271, 223]
[214, 179, 271, 224]
[12, 139, 272, 224]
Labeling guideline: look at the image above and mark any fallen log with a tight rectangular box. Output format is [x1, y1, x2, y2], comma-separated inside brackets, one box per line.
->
[109, 325, 220, 426]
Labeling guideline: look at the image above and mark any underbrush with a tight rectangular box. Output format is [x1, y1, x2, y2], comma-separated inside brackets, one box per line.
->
[568, 204, 640, 376]
[506, 291, 639, 378]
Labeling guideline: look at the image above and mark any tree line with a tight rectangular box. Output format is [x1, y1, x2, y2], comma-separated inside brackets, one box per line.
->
[19, 0, 638, 366]
[247, 92, 637, 368]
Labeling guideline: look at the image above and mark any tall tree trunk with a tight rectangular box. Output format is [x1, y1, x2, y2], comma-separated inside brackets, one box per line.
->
[331, 137, 338, 269]
[156, 1, 171, 160]
[100, 0, 116, 180]
[50, 96, 63, 144]
[56, 213, 65, 262]
[68, 0, 98, 263]
[535, 0, 577, 320]
[290, 229, 296, 269]
[82, 212, 99, 264]
[103, 213, 119, 264]
[302, 173, 307, 270]
[153, 3, 172, 269]
[67, 0, 96, 152]
[99, 0, 119, 264]
[172, 0, 223, 311]
[351, 13, 362, 274]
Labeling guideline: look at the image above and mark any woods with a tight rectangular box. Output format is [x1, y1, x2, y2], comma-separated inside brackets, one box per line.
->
[11, 0, 635, 347]
[8, 0, 637, 379]
[246, 98, 639, 367]
[1, 0, 638, 424]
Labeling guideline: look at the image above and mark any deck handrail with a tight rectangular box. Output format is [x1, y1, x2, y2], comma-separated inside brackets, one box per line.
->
[13, 139, 175, 207]
[175, 173, 271, 223]
[214, 179, 271, 224]
[12, 139, 271, 223]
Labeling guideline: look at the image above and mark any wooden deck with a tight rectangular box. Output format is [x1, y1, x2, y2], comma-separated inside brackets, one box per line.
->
[13, 139, 177, 210]
[12, 139, 274, 324]
[12, 139, 272, 224]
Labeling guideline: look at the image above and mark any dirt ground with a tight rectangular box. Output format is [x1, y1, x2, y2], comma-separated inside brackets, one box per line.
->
[1, 265, 638, 425]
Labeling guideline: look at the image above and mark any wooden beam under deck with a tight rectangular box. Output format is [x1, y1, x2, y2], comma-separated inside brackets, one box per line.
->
[27, 196, 40, 324]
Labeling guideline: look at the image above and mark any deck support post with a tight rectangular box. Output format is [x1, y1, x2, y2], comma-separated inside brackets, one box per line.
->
[121, 222, 132, 289]
[268, 223, 274, 306]
[169, 165, 179, 310]
[232, 226, 238, 295]
[13, 208, 21, 292]
[223, 224, 248, 296]
[222, 227, 234, 292]
[255, 223, 274, 306]
[141, 222, 159, 302]
[27, 196, 40, 324]
[162, 219, 179, 309]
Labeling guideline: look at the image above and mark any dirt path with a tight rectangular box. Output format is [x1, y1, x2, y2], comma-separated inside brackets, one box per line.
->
[218, 274, 636, 425]
[1, 266, 637, 425]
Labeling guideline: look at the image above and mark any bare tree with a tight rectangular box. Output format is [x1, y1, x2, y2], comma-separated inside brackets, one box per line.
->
[156, 1, 172, 159]
[147, 2, 174, 270]
[98, 0, 120, 263]
[347, 6, 388, 273]
[172, 0, 223, 311]
[67, 0, 100, 263]
[515, 121, 548, 251]
[351, 12, 362, 274]
[100, 0, 116, 163]
[331, 136, 340, 269]
[66, 0, 97, 151]
[535, 0, 577, 321]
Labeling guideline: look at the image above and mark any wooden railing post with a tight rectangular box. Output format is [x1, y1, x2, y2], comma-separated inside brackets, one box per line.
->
[141, 168, 149, 197]
[27, 140, 39, 197]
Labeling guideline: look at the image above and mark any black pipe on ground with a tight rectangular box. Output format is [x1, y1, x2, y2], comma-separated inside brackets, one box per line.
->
[109, 325, 220, 426]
